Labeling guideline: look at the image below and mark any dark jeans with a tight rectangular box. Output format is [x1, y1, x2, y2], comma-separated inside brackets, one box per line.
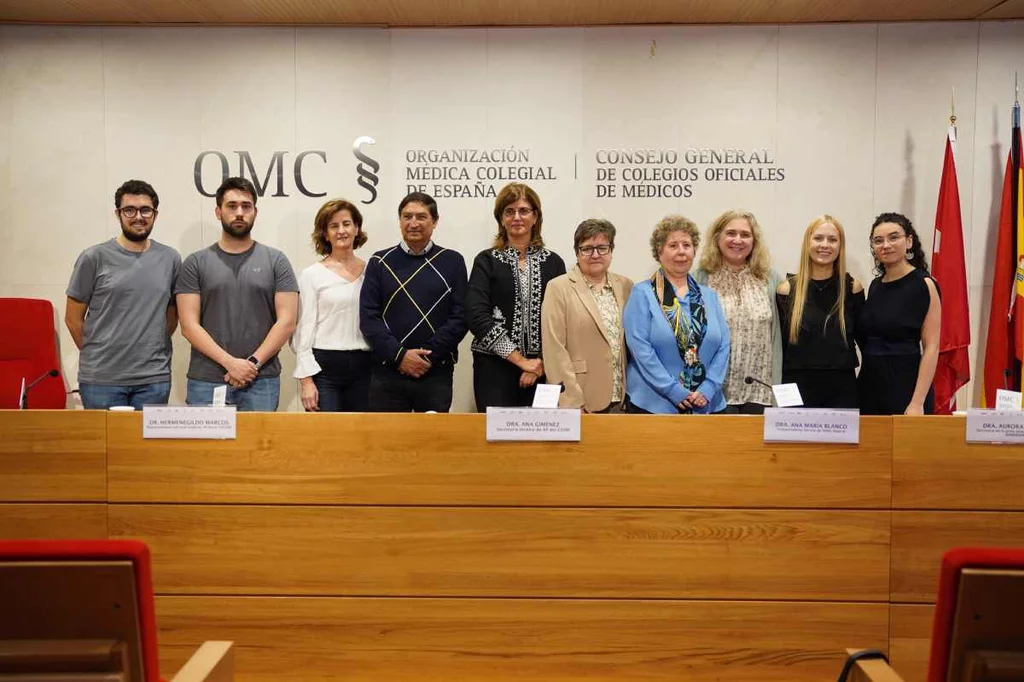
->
[369, 364, 454, 413]
[473, 353, 539, 412]
[312, 349, 371, 412]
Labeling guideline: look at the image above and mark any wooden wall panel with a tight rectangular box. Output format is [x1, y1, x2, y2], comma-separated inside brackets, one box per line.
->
[891, 512, 1024, 602]
[889, 604, 933, 682]
[893, 417, 1024, 511]
[0, 503, 106, 538]
[108, 413, 892, 508]
[111, 505, 890, 600]
[0, 411, 106, 502]
[156, 596, 889, 682]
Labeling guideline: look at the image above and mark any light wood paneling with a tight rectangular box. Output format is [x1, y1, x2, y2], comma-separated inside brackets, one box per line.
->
[110, 504, 890, 600]
[890, 604, 934, 682]
[891, 512, 1024, 603]
[107, 413, 892, 508]
[0, 0, 1017, 25]
[156, 596, 889, 682]
[892, 417, 1024, 511]
[0, 503, 106, 538]
[0, 411, 106, 502]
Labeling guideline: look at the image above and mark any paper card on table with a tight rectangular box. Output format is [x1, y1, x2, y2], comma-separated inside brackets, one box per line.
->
[763, 408, 859, 444]
[995, 389, 1023, 411]
[212, 384, 228, 407]
[966, 408, 1024, 444]
[772, 383, 803, 408]
[532, 383, 562, 408]
[486, 406, 580, 442]
[143, 405, 237, 440]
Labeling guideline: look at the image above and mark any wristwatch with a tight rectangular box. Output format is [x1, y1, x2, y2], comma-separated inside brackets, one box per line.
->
[247, 355, 262, 370]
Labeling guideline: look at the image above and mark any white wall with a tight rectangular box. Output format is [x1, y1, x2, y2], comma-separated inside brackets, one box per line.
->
[1, 22, 1022, 412]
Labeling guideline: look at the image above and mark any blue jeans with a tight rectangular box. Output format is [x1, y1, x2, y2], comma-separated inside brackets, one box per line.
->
[186, 376, 280, 412]
[79, 381, 172, 410]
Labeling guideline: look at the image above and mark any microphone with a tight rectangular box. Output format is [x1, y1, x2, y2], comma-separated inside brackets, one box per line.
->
[744, 375, 773, 391]
[1004, 368, 1012, 391]
[21, 369, 59, 410]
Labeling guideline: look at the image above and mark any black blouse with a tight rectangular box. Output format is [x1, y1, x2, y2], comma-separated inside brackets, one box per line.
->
[856, 268, 937, 358]
[467, 246, 566, 359]
[776, 273, 863, 370]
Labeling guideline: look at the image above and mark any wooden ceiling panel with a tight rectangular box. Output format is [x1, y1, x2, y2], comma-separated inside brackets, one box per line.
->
[0, 0, 1019, 25]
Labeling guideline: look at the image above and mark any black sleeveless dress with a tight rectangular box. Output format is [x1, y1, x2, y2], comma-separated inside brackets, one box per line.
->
[855, 269, 936, 415]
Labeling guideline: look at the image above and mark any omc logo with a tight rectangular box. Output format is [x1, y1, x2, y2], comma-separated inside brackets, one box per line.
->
[353, 136, 380, 205]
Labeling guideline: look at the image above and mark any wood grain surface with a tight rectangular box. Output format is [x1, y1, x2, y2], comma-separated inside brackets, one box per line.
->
[0, 411, 106, 502]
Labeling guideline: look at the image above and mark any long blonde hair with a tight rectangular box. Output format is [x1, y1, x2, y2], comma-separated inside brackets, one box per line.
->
[697, 210, 771, 280]
[788, 214, 849, 345]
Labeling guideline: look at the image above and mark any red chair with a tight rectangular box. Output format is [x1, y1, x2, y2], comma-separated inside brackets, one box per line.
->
[0, 539, 232, 682]
[842, 547, 1024, 682]
[0, 298, 66, 408]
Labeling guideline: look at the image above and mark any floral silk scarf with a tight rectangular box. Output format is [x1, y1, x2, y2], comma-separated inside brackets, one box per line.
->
[652, 270, 707, 392]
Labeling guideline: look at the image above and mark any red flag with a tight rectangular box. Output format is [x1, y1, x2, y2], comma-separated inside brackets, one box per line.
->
[931, 128, 970, 414]
[982, 117, 1024, 407]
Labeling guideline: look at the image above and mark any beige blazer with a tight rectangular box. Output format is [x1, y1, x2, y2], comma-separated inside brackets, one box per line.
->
[541, 266, 633, 411]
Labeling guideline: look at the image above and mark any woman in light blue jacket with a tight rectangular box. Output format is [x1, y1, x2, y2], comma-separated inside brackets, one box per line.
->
[624, 215, 730, 414]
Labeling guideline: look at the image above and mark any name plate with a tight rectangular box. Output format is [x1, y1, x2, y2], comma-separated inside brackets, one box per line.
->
[486, 407, 581, 442]
[966, 408, 1024, 444]
[763, 408, 859, 444]
[143, 405, 237, 439]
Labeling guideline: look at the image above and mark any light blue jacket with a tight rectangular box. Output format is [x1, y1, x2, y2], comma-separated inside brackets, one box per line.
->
[623, 280, 730, 414]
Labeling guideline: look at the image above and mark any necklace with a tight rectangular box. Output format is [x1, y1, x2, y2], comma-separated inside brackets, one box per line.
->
[810, 276, 834, 293]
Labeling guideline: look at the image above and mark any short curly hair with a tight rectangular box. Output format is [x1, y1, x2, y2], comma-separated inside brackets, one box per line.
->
[311, 199, 366, 256]
[649, 215, 701, 260]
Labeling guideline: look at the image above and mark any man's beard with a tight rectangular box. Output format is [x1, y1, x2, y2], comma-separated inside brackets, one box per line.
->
[121, 223, 153, 242]
[221, 218, 254, 238]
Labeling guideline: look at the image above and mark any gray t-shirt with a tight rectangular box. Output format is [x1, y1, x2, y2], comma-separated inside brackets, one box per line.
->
[66, 238, 181, 385]
[175, 242, 298, 382]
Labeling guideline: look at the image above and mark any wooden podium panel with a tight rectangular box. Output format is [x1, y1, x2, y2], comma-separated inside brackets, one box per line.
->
[0, 411, 106, 502]
[889, 604, 933, 682]
[0, 503, 106, 538]
[155, 596, 888, 682]
[107, 413, 893, 508]
[893, 417, 1024, 511]
[110, 504, 890, 600]
[890, 511, 1024, 602]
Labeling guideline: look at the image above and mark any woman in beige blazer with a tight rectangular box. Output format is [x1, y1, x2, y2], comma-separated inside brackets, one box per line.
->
[541, 219, 633, 412]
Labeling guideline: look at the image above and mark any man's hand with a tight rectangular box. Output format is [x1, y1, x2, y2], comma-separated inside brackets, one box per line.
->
[399, 349, 432, 378]
[224, 357, 258, 386]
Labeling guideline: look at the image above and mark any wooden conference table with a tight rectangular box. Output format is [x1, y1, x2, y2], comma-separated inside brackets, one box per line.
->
[1, 411, 1022, 682]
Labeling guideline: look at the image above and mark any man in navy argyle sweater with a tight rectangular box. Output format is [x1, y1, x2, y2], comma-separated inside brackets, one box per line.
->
[360, 192, 468, 412]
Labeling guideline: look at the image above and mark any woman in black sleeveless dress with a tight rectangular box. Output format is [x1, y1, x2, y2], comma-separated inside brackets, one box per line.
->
[776, 215, 864, 408]
[856, 213, 941, 415]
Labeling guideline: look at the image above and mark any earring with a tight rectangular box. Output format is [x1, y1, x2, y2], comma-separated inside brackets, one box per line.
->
[905, 252, 912, 260]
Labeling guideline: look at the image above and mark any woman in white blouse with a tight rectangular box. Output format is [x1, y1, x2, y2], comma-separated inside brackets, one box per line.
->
[292, 199, 372, 411]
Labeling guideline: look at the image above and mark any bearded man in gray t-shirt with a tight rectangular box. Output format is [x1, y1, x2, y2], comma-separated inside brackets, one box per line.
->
[66, 179, 181, 410]
[175, 176, 298, 412]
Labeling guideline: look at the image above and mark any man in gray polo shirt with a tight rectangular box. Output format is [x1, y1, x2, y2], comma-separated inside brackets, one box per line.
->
[175, 176, 298, 411]
[66, 179, 181, 409]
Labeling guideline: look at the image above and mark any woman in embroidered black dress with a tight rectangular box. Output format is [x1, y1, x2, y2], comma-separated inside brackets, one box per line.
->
[467, 183, 566, 410]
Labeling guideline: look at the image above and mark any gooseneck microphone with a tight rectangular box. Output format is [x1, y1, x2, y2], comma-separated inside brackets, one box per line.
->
[1004, 368, 1013, 391]
[21, 369, 59, 409]
[744, 375, 773, 391]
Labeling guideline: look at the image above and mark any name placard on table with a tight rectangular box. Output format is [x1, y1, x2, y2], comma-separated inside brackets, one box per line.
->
[143, 405, 237, 440]
[486, 407, 581, 442]
[763, 408, 860, 444]
[966, 408, 1024, 444]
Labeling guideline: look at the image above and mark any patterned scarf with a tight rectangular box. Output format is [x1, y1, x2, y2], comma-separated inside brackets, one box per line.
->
[652, 270, 707, 392]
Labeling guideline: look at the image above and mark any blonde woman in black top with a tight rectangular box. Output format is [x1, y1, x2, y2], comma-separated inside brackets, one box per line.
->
[776, 215, 864, 408]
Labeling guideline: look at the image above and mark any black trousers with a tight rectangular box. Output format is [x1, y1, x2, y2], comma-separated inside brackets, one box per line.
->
[368, 364, 454, 413]
[311, 349, 371, 412]
[782, 368, 858, 409]
[472, 353, 539, 412]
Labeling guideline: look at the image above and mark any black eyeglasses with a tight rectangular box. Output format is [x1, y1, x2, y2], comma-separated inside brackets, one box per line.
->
[118, 206, 156, 219]
[578, 245, 612, 256]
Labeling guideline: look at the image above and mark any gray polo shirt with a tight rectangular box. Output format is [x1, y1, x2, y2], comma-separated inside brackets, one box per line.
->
[175, 242, 298, 382]
[66, 238, 181, 386]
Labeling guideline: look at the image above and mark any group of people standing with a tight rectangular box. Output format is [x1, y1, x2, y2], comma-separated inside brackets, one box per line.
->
[66, 177, 940, 415]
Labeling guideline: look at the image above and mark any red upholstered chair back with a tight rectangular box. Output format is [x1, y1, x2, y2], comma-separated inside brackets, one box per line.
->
[0, 297, 66, 408]
[0, 539, 161, 682]
[927, 546, 1024, 682]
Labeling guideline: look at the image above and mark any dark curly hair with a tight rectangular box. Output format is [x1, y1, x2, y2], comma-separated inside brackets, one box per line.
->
[870, 212, 929, 277]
